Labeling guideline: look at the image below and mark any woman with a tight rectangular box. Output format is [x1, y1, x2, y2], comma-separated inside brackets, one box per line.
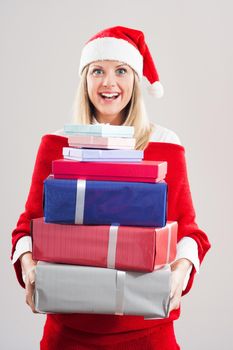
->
[11, 26, 211, 349]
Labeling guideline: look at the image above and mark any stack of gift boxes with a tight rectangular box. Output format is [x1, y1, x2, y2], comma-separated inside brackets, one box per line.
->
[32, 124, 178, 319]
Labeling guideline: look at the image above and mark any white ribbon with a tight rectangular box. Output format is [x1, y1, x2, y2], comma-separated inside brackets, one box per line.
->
[165, 223, 172, 264]
[75, 179, 86, 224]
[115, 270, 125, 315]
[107, 225, 119, 268]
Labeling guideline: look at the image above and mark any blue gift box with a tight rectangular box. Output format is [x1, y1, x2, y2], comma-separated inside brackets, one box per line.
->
[44, 177, 167, 227]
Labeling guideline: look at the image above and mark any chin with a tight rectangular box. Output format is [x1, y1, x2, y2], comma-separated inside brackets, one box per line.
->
[99, 108, 122, 116]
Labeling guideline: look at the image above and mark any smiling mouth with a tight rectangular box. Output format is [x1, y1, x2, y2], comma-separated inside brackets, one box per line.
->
[99, 92, 120, 100]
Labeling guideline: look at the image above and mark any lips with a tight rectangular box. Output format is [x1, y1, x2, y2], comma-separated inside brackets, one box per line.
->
[99, 92, 120, 100]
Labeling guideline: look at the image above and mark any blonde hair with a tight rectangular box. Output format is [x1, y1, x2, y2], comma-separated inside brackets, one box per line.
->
[72, 65, 154, 150]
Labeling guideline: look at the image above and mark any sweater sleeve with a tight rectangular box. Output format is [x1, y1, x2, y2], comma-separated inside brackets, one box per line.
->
[150, 127, 201, 282]
[11, 134, 68, 288]
[144, 142, 211, 296]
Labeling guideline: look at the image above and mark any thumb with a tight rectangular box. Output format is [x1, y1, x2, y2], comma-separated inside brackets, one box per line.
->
[25, 265, 36, 285]
[170, 270, 181, 299]
[170, 285, 176, 299]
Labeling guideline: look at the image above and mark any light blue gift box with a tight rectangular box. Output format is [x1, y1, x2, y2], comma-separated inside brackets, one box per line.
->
[64, 124, 134, 138]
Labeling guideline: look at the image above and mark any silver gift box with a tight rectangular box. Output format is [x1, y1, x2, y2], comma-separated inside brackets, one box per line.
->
[34, 262, 171, 319]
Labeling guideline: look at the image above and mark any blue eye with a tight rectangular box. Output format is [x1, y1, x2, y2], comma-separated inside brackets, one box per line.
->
[116, 68, 127, 75]
[92, 69, 103, 75]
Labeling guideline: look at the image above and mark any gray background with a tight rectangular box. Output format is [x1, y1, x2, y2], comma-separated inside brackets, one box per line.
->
[1, 0, 232, 349]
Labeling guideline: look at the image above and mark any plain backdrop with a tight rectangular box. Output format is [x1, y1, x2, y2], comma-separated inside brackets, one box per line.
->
[1, 1, 232, 349]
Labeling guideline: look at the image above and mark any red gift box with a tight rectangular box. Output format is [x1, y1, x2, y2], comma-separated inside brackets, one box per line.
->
[52, 159, 167, 183]
[32, 218, 177, 272]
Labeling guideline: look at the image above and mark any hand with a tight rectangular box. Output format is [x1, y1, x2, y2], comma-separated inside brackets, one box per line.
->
[20, 252, 38, 313]
[169, 258, 193, 312]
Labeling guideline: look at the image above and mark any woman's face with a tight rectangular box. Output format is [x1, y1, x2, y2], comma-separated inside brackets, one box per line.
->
[86, 60, 134, 125]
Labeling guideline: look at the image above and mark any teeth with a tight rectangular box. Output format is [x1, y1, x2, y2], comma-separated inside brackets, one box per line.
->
[100, 93, 119, 98]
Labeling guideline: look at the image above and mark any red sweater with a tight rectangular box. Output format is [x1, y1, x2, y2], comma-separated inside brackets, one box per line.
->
[11, 134, 211, 335]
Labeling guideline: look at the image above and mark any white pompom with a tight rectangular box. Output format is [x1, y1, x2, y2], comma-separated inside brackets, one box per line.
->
[147, 81, 164, 98]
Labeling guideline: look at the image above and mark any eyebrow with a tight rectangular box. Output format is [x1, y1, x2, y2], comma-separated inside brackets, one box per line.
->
[90, 63, 127, 68]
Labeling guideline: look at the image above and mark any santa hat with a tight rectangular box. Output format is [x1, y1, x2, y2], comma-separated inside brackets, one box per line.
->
[79, 26, 164, 98]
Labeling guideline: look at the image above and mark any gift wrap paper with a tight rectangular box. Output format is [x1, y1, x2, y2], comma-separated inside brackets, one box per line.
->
[43, 177, 167, 227]
[64, 124, 134, 138]
[32, 218, 177, 271]
[62, 147, 143, 162]
[53, 159, 167, 183]
[68, 135, 136, 150]
[34, 262, 171, 318]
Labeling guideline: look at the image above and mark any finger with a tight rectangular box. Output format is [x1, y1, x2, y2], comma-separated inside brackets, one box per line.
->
[170, 273, 178, 299]
[169, 288, 182, 312]
[170, 284, 176, 299]
[169, 296, 180, 312]
[25, 281, 34, 307]
[27, 269, 36, 284]
[26, 289, 38, 313]
[25, 279, 38, 313]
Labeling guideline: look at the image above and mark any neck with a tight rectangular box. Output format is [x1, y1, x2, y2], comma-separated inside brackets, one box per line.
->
[94, 112, 125, 126]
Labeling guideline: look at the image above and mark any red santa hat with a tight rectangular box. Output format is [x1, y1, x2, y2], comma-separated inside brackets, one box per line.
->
[79, 26, 164, 98]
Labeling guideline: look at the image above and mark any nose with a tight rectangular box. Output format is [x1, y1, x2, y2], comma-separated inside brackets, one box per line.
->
[102, 71, 116, 87]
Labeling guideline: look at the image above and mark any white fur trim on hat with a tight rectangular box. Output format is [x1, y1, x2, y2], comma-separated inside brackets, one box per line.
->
[79, 37, 143, 78]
